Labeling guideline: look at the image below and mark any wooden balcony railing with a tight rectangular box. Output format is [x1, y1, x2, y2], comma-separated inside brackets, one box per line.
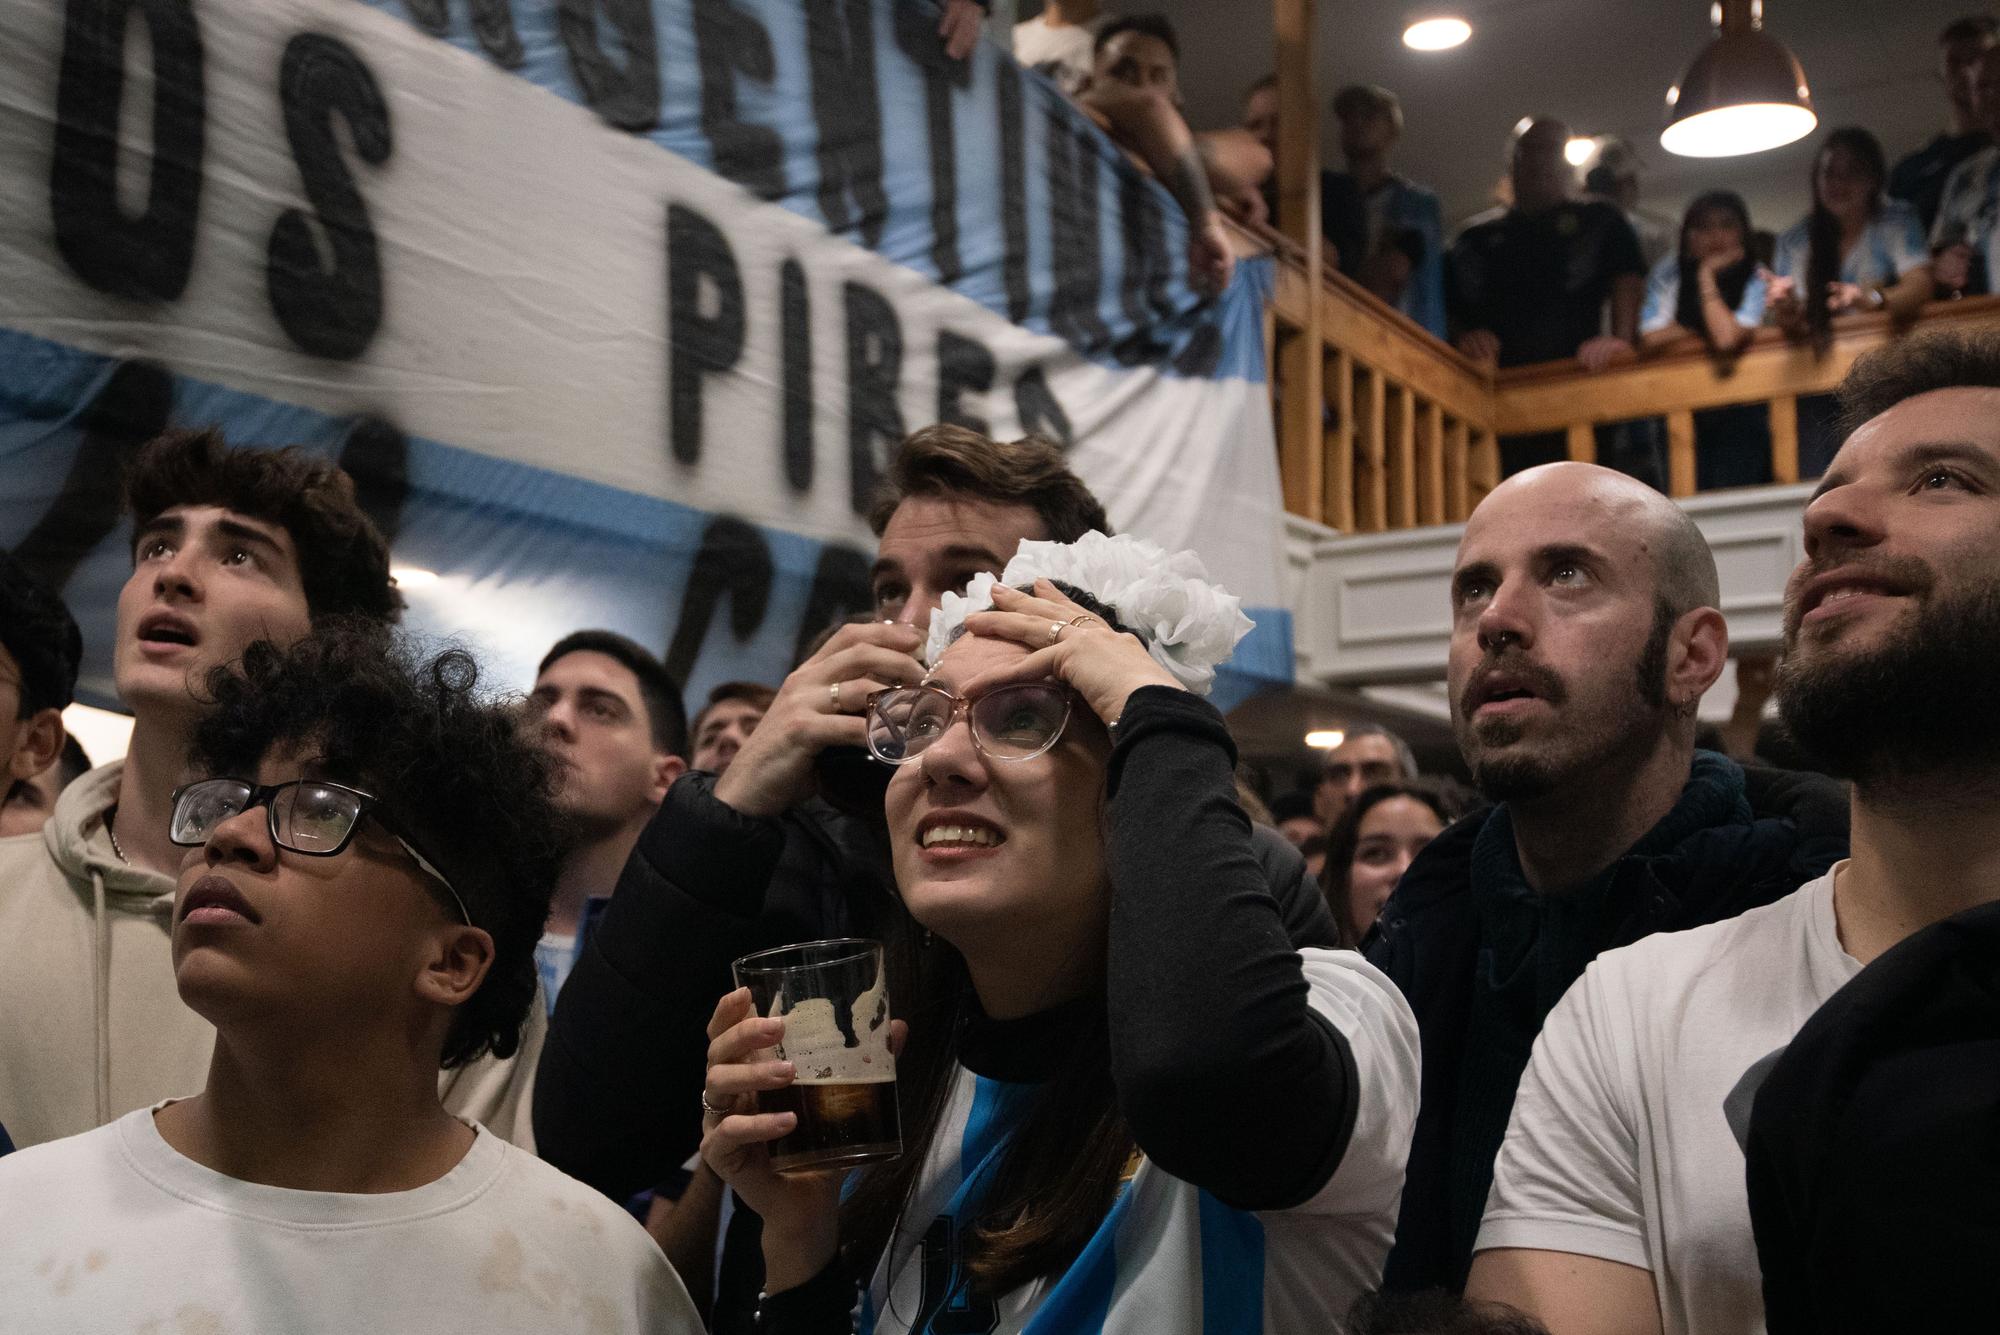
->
[1262, 227, 1499, 532]
[1255, 221, 2000, 533]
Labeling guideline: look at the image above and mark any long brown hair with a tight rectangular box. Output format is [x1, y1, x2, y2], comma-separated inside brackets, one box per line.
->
[840, 948, 1136, 1298]
[1804, 128, 1887, 349]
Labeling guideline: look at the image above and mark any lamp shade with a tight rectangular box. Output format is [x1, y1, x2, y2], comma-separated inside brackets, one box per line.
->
[1661, 2, 1816, 158]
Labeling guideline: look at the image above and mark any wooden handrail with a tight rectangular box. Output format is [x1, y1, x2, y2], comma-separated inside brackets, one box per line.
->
[1253, 219, 1499, 531]
[1494, 297, 2000, 433]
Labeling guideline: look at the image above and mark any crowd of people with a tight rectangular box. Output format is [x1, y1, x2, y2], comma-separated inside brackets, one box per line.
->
[982, 3, 2000, 491]
[5, 6, 2000, 1335]
[5, 322, 2000, 1331]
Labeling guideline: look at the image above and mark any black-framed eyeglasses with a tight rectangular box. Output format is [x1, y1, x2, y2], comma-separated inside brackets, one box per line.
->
[168, 778, 473, 926]
[865, 682, 1075, 766]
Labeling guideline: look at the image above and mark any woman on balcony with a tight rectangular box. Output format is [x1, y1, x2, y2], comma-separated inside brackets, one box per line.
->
[1768, 128, 1935, 475]
[1639, 191, 1776, 490]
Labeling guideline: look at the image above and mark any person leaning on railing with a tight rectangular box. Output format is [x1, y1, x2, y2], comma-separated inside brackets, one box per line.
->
[1070, 15, 1270, 295]
[1637, 191, 1778, 490]
[1767, 127, 1935, 476]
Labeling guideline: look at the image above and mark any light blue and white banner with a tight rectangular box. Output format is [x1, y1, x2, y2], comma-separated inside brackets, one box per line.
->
[0, 0, 1290, 710]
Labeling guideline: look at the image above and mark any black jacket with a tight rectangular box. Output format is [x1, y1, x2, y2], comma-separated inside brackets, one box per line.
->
[1364, 752, 1850, 1294]
[534, 761, 1342, 1201]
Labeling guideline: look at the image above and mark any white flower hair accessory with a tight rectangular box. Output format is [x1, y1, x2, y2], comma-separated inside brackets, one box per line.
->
[923, 531, 1254, 696]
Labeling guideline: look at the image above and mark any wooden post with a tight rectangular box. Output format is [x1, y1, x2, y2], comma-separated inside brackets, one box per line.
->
[1666, 409, 1697, 496]
[1565, 421, 1596, 464]
[1769, 394, 1800, 484]
[1276, 330, 1321, 520]
[1327, 348, 1356, 531]
[1389, 384, 1418, 528]
[1360, 367, 1388, 531]
[1418, 399, 1446, 525]
[1273, 0, 1319, 252]
[1445, 416, 1470, 521]
[1471, 428, 1501, 507]
[1273, 0, 1323, 528]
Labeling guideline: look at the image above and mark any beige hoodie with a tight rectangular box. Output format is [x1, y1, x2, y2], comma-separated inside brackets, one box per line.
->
[0, 761, 542, 1151]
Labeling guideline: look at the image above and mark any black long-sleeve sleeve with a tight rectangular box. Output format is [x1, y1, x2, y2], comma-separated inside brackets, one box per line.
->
[1104, 686, 1357, 1211]
[535, 774, 859, 1197]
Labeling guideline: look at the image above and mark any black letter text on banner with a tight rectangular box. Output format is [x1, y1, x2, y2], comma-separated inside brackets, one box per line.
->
[780, 258, 814, 491]
[556, 0, 660, 131]
[690, 0, 784, 199]
[843, 282, 905, 514]
[807, 0, 888, 247]
[664, 515, 773, 685]
[51, 0, 206, 302]
[266, 33, 392, 361]
[666, 204, 747, 466]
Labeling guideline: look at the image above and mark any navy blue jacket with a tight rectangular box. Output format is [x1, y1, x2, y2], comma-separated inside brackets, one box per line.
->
[1365, 752, 1850, 1294]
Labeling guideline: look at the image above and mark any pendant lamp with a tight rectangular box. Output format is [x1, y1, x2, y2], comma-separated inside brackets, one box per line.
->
[1661, 0, 1816, 158]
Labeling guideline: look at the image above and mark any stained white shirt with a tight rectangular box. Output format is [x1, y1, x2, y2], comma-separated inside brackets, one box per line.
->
[0, 1106, 701, 1335]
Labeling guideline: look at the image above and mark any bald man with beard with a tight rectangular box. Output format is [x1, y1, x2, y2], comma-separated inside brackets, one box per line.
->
[1365, 464, 1850, 1295]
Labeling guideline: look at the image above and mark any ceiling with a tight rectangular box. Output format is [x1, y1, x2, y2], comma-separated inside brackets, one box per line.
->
[1132, 0, 1973, 233]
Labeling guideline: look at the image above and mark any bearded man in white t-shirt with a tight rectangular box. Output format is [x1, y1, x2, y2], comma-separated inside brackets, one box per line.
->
[1467, 328, 2000, 1335]
[0, 623, 700, 1334]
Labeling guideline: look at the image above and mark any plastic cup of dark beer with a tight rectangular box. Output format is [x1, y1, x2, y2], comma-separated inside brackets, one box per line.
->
[732, 938, 901, 1175]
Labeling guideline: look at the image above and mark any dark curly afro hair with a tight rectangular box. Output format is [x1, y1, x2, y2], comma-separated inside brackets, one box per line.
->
[189, 620, 569, 1069]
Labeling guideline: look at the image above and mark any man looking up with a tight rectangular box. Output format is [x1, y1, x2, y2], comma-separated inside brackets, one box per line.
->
[1468, 331, 2000, 1335]
[1891, 15, 1999, 231]
[1448, 119, 1647, 475]
[1314, 722, 1418, 827]
[526, 631, 686, 1008]
[1367, 462, 1848, 1294]
[688, 681, 775, 776]
[0, 550, 82, 842]
[0, 428, 540, 1151]
[0, 626, 700, 1332]
[1328, 84, 1447, 339]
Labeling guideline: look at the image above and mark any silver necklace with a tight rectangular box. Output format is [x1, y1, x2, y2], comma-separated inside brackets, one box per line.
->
[106, 808, 129, 864]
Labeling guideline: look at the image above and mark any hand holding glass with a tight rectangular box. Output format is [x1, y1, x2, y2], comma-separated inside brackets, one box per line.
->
[731, 938, 901, 1174]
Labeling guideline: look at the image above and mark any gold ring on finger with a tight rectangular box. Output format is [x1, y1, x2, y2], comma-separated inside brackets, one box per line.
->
[1048, 620, 1064, 644]
[1066, 615, 1099, 631]
[829, 681, 842, 711]
[701, 1091, 734, 1119]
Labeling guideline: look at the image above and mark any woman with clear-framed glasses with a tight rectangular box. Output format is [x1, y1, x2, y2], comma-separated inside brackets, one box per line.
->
[696, 548, 1421, 1335]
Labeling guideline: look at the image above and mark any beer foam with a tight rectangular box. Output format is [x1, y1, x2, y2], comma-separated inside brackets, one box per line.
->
[769, 957, 893, 1083]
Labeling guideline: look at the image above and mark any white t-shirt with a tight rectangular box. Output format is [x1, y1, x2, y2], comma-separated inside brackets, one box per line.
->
[864, 949, 1420, 1334]
[1477, 869, 1861, 1335]
[0, 1106, 701, 1335]
[1012, 14, 1104, 97]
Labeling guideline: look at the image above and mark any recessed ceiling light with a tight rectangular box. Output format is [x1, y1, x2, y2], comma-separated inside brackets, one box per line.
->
[1565, 136, 1597, 166]
[391, 566, 440, 589]
[1305, 729, 1348, 749]
[1403, 17, 1472, 51]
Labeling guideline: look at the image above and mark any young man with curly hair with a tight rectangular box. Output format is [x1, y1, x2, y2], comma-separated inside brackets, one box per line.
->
[0, 625, 700, 1332]
[0, 428, 539, 1151]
